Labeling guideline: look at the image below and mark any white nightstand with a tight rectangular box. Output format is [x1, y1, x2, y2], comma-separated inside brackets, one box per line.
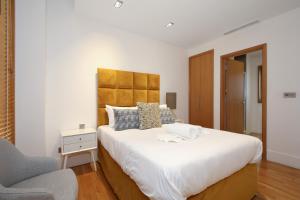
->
[60, 128, 97, 171]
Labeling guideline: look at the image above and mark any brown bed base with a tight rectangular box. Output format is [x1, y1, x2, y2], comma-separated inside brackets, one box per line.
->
[98, 143, 257, 200]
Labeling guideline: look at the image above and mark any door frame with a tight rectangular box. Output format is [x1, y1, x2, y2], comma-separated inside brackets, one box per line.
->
[220, 44, 267, 160]
[189, 49, 214, 127]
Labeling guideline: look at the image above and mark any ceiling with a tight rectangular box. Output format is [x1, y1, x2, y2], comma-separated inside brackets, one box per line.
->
[75, 0, 300, 48]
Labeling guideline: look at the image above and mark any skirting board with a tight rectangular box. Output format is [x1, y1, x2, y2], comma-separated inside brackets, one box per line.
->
[268, 149, 300, 169]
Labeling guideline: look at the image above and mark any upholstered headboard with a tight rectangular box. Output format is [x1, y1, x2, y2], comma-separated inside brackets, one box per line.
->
[97, 68, 160, 126]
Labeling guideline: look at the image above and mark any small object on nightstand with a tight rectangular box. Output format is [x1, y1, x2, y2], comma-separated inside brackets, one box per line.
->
[60, 128, 97, 171]
[79, 123, 86, 129]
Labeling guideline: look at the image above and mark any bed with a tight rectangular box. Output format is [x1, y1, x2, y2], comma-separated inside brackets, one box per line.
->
[96, 68, 262, 200]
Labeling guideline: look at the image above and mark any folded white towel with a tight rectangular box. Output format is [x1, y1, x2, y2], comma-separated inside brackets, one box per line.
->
[157, 134, 184, 143]
[163, 123, 202, 140]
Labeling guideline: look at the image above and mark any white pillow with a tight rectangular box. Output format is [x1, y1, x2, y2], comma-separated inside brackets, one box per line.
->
[160, 104, 167, 109]
[105, 105, 137, 127]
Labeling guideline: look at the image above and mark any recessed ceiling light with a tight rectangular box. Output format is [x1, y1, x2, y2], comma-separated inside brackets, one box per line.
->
[166, 22, 174, 28]
[114, 0, 123, 8]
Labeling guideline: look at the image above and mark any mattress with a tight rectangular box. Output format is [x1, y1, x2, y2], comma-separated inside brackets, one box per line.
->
[97, 124, 262, 200]
[99, 143, 257, 200]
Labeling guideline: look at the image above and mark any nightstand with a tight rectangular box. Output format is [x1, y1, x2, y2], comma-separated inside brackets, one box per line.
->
[60, 128, 97, 171]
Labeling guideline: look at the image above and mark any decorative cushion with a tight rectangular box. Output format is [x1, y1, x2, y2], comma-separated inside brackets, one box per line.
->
[106, 105, 137, 128]
[113, 109, 139, 131]
[137, 102, 161, 130]
[160, 108, 175, 124]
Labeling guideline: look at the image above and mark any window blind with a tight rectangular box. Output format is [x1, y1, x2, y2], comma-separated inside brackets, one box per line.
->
[0, 0, 15, 144]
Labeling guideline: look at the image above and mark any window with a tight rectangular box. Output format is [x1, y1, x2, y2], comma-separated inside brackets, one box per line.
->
[0, 0, 15, 143]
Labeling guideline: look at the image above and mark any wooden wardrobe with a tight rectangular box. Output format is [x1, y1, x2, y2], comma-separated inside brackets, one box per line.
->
[189, 50, 214, 128]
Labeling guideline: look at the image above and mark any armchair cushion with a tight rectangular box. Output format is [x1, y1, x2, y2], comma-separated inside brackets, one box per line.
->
[0, 140, 59, 187]
[0, 184, 55, 200]
[11, 169, 77, 200]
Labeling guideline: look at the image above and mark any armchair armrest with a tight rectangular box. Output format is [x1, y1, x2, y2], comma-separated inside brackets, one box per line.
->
[24, 156, 60, 177]
[0, 185, 55, 200]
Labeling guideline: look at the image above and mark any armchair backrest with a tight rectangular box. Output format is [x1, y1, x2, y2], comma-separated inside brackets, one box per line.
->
[0, 139, 29, 186]
[0, 139, 59, 187]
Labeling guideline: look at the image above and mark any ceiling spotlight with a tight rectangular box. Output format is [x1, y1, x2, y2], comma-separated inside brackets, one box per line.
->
[114, 0, 123, 8]
[166, 22, 174, 28]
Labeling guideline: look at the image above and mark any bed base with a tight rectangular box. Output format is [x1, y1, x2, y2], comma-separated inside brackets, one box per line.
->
[98, 143, 257, 200]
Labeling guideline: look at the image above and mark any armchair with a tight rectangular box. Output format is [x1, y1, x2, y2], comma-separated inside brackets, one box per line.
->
[0, 139, 78, 200]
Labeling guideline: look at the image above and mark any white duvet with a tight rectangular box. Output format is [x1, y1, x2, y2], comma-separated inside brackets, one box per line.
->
[98, 124, 262, 200]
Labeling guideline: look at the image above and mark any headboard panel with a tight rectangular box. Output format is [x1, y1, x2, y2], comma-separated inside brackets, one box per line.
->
[97, 68, 160, 126]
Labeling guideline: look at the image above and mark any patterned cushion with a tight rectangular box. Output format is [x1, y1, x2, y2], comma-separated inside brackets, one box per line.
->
[160, 108, 175, 124]
[137, 102, 161, 130]
[113, 109, 139, 131]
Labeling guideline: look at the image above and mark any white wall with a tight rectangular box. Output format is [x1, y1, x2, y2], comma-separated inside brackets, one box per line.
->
[188, 8, 300, 168]
[15, 0, 47, 156]
[246, 51, 262, 134]
[44, 0, 188, 165]
[15, 0, 300, 169]
[15, 0, 188, 166]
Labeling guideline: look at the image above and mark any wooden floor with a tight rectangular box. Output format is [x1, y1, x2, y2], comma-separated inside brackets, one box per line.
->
[72, 160, 300, 200]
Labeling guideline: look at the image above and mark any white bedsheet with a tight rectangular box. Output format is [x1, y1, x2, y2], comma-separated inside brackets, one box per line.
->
[98, 124, 262, 200]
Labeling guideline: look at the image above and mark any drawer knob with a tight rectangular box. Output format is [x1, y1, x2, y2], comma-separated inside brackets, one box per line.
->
[79, 138, 82, 140]
[80, 146, 82, 148]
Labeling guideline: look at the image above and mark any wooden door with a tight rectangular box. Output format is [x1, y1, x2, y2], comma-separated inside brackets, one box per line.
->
[225, 59, 245, 133]
[189, 50, 214, 128]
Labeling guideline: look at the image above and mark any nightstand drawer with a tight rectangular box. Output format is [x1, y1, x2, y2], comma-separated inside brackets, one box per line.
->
[63, 141, 96, 153]
[63, 133, 96, 145]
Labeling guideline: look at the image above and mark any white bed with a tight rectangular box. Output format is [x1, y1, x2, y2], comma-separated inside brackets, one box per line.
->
[98, 124, 262, 200]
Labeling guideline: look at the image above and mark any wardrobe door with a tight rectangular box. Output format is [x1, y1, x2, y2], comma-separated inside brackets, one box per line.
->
[189, 50, 214, 128]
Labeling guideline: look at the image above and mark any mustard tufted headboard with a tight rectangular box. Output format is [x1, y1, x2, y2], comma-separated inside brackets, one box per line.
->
[97, 68, 160, 126]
